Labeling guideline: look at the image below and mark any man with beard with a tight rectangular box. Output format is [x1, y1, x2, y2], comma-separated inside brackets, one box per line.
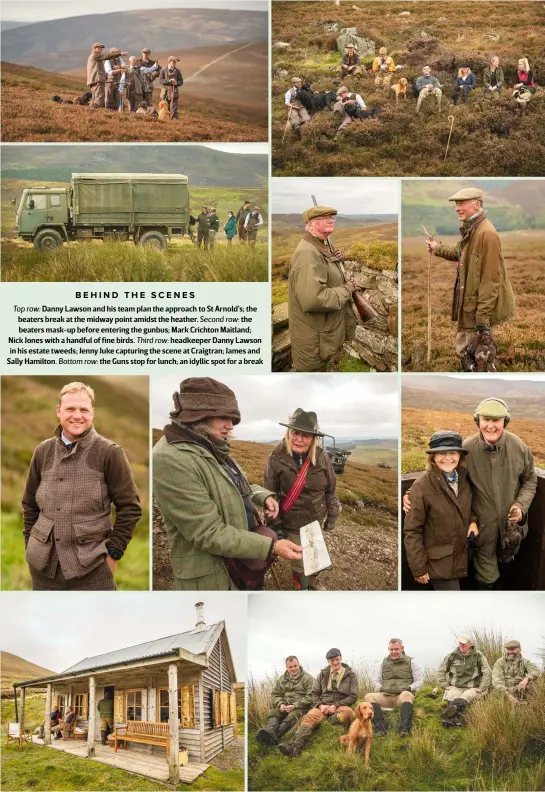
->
[492, 640, 540, 704]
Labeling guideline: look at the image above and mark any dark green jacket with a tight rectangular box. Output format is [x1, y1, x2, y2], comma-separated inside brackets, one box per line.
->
[312, 663, 358, 708]
[483, 66, 504, 90]
[438, 647, 491, 691]
[97, 698, 114, 718]
[271, 668, 314, 710]
[209, 214, 220, 232]
[379, 654, 416, 695]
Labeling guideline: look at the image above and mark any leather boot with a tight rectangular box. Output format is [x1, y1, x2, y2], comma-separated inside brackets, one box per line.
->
[256, 716, 281, 746]
[100, 730, 107, 745]
[279, 722, 313, 757]
[452, 698, 468, 726]
[371, 703, 389, 736]
[399, 702, 413, 736]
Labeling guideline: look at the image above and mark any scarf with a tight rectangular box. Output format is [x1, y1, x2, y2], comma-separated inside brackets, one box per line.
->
[443, 469, 459, 497]
[328, 666, 346, 691]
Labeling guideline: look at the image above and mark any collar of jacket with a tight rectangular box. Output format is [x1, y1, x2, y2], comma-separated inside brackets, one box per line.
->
[430, 466, 467, 513]
[54, 424, 95, 449]
[284, 668, 304, 681]
[321, 662, 351, 674]
[273, 439, 320, 470]
[302, 231, 337, 261]
[459, 212, 486, 242]
[477, 430, 506, 453]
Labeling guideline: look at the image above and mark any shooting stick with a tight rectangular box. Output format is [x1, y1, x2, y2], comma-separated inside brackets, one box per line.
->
[444, 115, 455, 163]
[282, 105, 293, 144]
[421, 224, 434, 364]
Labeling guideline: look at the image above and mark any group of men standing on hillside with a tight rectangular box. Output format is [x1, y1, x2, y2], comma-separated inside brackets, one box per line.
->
[195, 201, 264, 250]
[256, 638, 541, 757]
[87, 43, 183, 117]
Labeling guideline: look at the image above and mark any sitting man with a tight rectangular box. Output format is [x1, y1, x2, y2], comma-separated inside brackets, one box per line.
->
[372, 47, 396, 88]
[492, 640, 540, 705]
[256, 655, 314, 746]
[336, 43, 363, 78]
[438, 636, 491, 726]
[55, 706, 76, 739]
[285, 76, 310, 139]
[333, 86, 368, 134]
[364, 638, 423, 737]
[415, 65, 442, 113]
[278, 647, 357, 757]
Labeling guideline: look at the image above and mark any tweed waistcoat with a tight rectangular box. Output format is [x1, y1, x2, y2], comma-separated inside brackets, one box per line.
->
[106, 57, 122, 83]
[25, 427, 116, 580]
[380, 654, 414, 695]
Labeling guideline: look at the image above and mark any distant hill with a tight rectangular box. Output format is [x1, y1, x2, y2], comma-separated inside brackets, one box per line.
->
[273, 214, 397, 229]
[1, 21, 28, 31]
[1, 8, 267, 71]
[1, 651, 56, 694]
[402, 180, 545, 236]
[1, 144, 267, 188]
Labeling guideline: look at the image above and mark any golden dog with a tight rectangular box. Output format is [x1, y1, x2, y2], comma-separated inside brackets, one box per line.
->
[390, 77, 408, 103]
[158, 101, 170, 121]
[339, 702, 373, 766]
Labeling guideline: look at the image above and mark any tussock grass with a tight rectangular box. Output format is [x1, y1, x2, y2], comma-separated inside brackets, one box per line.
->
[344, 241, 398, 271]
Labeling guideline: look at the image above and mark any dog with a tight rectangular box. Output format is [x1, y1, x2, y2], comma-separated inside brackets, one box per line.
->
[136, 102, 148, 115]
[158, 100, 170, 121]
[390, 77, 408, 103]
[298, 82, 337, 114]
[340, 702, 373, 766]
[74, 92, 93, 106]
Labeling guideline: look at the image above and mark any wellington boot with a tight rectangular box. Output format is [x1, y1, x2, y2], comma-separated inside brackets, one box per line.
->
[371, 702, 389, 736]
[100, 730, 107, 746]
[256, 716, 281, 746]
[399, 702, 413, 736]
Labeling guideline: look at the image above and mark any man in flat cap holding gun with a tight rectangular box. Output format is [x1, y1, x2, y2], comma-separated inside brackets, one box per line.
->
[425, 187, 516, 372]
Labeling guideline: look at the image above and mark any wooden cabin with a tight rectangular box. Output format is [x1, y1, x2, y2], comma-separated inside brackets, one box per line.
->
[14, 603, 238, 784]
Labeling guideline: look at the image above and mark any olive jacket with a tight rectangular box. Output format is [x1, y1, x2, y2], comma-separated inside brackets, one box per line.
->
[263, 442, 340, 534]
[434, 215, 516, 331]
[463, 431, 537, 557]
[271, 668, 315, 710]
[312, 663, 358, 708]
[288, 233, 356, 371]
[492, 654, 540, 694]
[403, 467, 473, 580]
[438, 647, 492, 692]
[153, 431, 274, 591]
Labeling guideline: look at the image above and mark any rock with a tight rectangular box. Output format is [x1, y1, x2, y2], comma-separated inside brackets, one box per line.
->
[420, 30, 431, 38]
[273, 42, 290, 50]
[336, 28, 375, 56]
[272, 328, 292, 371]
[398, 10, 411, 15]
[272, 302, 289, 332]
[274, 68, 288, 79]
[351, 272, 377, 290]
[387, 305, 398, 337]
[376, 275, 398, 305]
[381, 269, 397, 280]
[484, 32, 500, 41]
[437, 17, 448, 21]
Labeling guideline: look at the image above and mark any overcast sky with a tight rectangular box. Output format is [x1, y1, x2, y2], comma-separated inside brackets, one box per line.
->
[272, 178, 399, 216]
[1, 592, 247, 681]
[2, 1, 267, 23]
[248, 592, 545, 679]
[152, 374, 399, 440]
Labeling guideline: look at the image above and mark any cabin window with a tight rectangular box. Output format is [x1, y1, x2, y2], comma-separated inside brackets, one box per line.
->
[50, 194, 61, 207]
[126, 690, 143, 722]
[27, 194, 46, 210]
[56, 695, 66, 717]
[157, 686, 195, 728]
[212, 689, 232, 727]
[73, 693, 88, 719]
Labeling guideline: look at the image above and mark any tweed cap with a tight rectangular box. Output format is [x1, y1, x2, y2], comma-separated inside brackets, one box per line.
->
[448, 188, 484, 202]
[505, 640, 521, 649]
[92, 42, 105, 48]
[279, 408, 324, 437]
[425, 431, 468, 455]
[303, 205, 337, 223]
[170, 378, 241, 425]
[292, 76, 302, 84]
[168, 56, 179, 63]
[142, 47, 151, 53]
[457, 636, 472, 644]
[347, 43, 357, 50]
[326, 648, 342, 659]
[379, 47, 388, 55]
[475, 398, 509, 419]
[209, 207, 216, 212]
[337, 85, 349, 95]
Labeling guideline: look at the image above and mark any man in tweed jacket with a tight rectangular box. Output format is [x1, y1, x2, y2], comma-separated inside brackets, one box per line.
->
[22, 382, 142, 590]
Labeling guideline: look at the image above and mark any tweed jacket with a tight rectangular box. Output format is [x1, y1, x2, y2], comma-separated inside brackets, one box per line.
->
[22, 426, 141, 580]
[492, 655, 540, 694]
[87, 50, 119, 86]
[288, 233, 356, 371]
[153, 433, 274, 591]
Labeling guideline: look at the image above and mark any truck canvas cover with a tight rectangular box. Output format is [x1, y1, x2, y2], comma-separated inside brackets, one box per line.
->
[72, 173, 189, 227]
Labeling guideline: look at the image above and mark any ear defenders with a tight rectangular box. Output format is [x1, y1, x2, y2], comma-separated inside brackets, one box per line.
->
[473, 397, 511, 427]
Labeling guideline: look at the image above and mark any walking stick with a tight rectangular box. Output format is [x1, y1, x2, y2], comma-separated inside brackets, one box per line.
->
[421, 224, 434, 364]
[443, 115, 455, 163]
[282, 105, 293, 144]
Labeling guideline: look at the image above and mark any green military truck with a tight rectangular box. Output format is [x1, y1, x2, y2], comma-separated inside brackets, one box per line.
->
[323, 435, 352, 474]
[15, 173, 191, 252]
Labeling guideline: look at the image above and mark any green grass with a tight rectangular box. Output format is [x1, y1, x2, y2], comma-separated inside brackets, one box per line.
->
[337, 355, 371, 373]
[2, 693, 46, 733]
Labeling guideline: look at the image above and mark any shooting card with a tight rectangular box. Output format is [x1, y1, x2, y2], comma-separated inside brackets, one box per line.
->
[300, 521, 332, 577]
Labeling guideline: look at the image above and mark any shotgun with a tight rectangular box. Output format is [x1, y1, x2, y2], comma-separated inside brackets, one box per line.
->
[310, 195, 378, 323]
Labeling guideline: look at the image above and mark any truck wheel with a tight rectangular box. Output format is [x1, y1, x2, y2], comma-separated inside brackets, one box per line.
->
[33, 229, 64, 251]
[138, 231, 167, 252]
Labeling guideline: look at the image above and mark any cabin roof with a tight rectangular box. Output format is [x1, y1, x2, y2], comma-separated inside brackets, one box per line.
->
[60, 623, 221, 675]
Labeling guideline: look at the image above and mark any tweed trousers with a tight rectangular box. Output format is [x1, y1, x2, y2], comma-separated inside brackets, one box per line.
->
[30, 552, 115, 590]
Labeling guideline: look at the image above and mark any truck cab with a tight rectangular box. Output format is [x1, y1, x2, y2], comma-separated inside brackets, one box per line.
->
[16, 188, 70, 249]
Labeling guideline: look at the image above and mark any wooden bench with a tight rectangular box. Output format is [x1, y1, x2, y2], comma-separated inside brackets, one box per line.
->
[114, 722, 169, 756]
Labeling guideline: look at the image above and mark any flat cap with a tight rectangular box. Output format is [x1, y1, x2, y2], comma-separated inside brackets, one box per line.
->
[457, 635, 472, 644]
[209, 207, 216, 211]
[168, 55, 178, 62]
[337, 85, 349, 94]
[326, 648, 342, 659]
[347, 43, 357, 49]
[92, 42, 105, 48]
[379, 46, 388, 55]
[448, 187, 484, 202]
[475, 398, 509, 419]
[292, 76, 302, 84]
[303, 205, 337, 223]
[505, 640, 521, 649]
[142, 47, 151, 53]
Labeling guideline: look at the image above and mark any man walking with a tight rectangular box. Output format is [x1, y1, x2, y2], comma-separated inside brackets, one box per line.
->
[244, 206, 264, 247]
[438, 637, 491, 726]
[278, 648, 357, 757]
[197, 207, 210, 249]
[22, 382, 142, 590]
[87, 43, 127, 108]
[364, 638, 423, 737]
[426, 188, 516, 371]
[159, 57, 183, 119]
[256, 656, 314, 746]
[97, 690, 115, 744]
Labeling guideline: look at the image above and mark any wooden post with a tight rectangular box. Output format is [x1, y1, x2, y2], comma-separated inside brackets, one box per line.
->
[44, 684, 52, 745]
[198, 675, 205, 762]
[168, 663, 180, 785]
[19, 687, 26, 749]
[219, 638, 225, 750]
[87, 676, 96, 758]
